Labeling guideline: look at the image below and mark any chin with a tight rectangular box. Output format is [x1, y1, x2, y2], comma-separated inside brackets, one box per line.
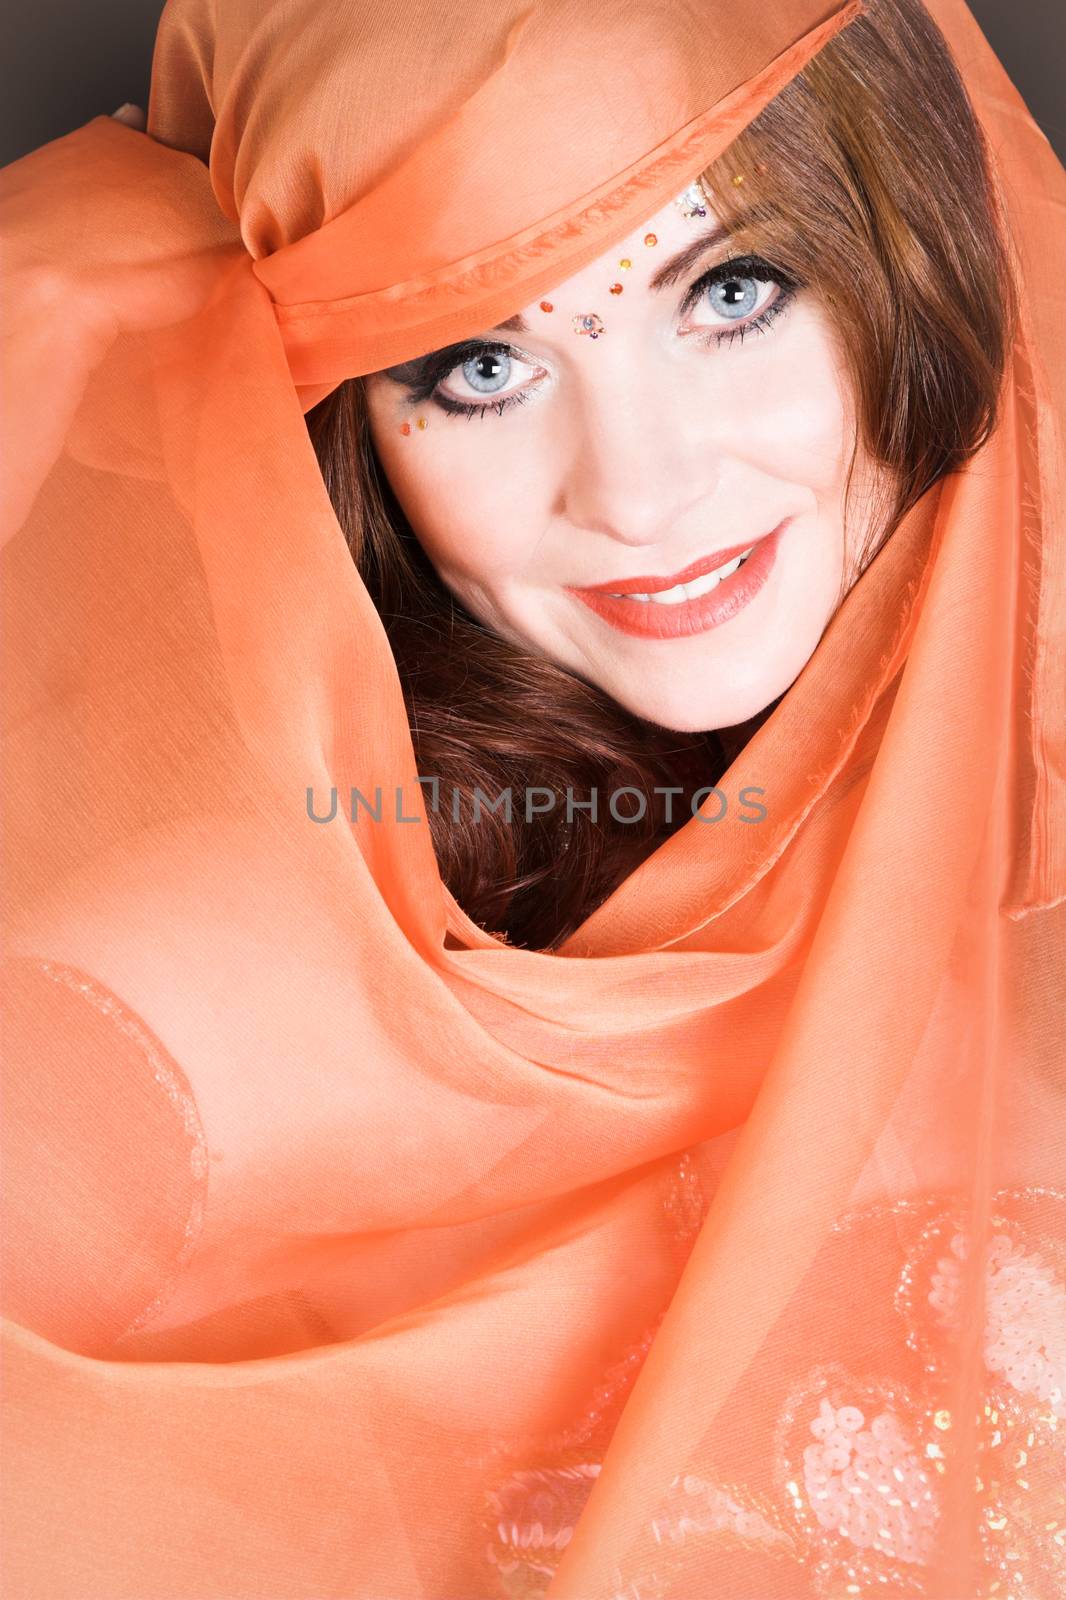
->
[602, 676, 790, 735]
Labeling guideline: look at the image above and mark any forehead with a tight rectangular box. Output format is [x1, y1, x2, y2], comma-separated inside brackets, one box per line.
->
[497, 186, 728, 334]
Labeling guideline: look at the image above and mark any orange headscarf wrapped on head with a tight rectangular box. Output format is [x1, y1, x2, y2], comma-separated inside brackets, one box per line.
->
[1, 0, 1064, 1595]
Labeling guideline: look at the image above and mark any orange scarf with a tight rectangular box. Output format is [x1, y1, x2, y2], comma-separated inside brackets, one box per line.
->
[2, 0, 1064, 1595]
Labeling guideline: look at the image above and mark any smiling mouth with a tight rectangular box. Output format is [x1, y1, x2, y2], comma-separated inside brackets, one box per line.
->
[570, 525, 774, 603]
[600, 545, 755, 605]
[565, 519, 790, 640]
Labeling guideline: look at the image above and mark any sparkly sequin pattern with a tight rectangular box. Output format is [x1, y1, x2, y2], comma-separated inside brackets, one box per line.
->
[477, 1185, 1066, 1600]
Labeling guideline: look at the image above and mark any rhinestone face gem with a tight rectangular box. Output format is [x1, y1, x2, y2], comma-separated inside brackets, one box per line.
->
[572, 313, 605, 339]
[673, 182, 708, 220]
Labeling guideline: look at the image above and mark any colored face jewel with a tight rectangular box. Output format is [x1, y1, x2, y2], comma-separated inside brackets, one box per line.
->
[416, 417, 428, 429]
[572, 313, 605, 339]
[619, 257, 632, 269]
[643, 232, 657, 246]
[674, 182, 708, 220]
[539, 300, 554, 312]
[399, 421, 411, 435]
[609, 282, 623, 295]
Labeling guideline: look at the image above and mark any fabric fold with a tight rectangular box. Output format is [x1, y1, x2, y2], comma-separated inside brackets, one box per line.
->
[2, 0, 1064, 1595]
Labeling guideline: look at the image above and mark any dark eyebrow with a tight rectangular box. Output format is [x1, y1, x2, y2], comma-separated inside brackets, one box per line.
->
[647, 220, 732, 291]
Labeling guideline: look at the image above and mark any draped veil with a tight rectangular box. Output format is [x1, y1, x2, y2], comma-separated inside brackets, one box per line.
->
[1, 0, 1064, 1595]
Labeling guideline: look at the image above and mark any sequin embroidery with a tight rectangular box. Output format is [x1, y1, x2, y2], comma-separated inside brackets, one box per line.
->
[476, 1186, 1066, 1600]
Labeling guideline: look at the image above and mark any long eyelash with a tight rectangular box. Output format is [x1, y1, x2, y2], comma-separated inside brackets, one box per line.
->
[680, 253, 800, 352]
[396, 341, 509, 406]
[688, 286, 796, 351]
[433, 386, 538, 421]
[678, 253, 798, 316]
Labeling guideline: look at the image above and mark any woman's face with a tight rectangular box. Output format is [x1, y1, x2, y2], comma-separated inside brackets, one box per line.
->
[364, 186, 881, 733]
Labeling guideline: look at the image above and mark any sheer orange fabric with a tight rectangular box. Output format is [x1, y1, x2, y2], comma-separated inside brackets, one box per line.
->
[2, 0, 1064, 1596]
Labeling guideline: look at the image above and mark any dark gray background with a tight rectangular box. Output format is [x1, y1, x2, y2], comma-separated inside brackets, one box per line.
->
[3, 1, 1064, 169]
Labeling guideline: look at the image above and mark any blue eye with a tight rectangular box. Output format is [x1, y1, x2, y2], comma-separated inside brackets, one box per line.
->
[462, 350, 512, 394]
[705, 275, 760, 320]
[675, 254, 800, 350]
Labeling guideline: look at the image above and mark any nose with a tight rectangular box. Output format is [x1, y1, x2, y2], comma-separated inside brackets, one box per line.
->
[559, 374, 718, 546]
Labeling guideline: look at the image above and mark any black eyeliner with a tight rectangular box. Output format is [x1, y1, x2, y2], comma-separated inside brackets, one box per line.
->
[678, 253, 800, 319]
[382, 339, 510, 404]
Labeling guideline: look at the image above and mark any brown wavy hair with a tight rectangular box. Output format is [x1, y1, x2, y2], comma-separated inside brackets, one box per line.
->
[305, 0, 1015, 952]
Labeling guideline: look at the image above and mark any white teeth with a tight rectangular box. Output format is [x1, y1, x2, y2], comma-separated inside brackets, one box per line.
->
[649, 582, 691, 606]
[683, 565, 728, 599]
[605, 546, 755, 603]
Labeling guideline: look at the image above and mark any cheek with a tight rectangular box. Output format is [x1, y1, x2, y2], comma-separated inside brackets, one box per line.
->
[724, 307, 852, 495]
[367, 396, 549, 584]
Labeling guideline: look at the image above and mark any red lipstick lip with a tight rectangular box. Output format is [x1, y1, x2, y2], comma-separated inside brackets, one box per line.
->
[570, 529, 776, 596]
[565, 518, 788, 641]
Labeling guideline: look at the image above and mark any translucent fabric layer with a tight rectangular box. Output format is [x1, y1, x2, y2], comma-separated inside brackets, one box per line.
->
[1, 0, 1063, 1595]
